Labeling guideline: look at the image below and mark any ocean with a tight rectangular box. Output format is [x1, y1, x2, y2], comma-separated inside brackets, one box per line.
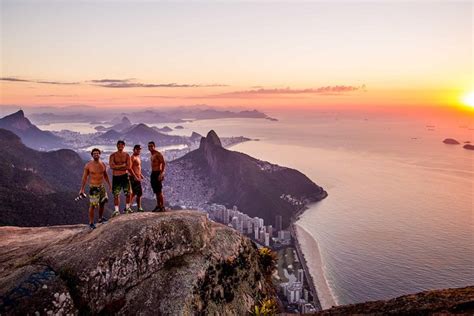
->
[170, 109, 473, 309]
[41, 108, 473, 309]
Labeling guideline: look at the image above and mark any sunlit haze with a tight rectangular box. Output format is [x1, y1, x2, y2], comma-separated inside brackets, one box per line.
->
[1, 1, 473, 112]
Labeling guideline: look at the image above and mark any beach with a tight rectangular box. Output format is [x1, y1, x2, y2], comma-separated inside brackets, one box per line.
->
[293, 223, 337, 310]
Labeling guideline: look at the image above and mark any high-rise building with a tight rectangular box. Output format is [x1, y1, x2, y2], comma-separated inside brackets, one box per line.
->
[259, 227, 266, 243]
[275, 215, 282, 232]
[303, 289, 309, 302]
[267, 225, 273, 237]
[286, 282, 303, 303]
[247, 221, 253, 235]
[242, 217, 248, 231]
[278, 230, 291, 242]
[237, 221, 244, 234]
[223, 209, 230, 224]
[254, 226, 259, 240]
[297, 269, 304, 283]
[231, 216, 239, 230]
[264, 232, 270, 247]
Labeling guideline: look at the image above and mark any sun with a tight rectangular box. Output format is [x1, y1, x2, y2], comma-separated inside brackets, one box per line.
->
[461, 91, 474, 108]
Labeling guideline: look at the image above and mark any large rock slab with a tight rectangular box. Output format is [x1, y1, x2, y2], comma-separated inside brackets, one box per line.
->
[0, 211, 275, 315]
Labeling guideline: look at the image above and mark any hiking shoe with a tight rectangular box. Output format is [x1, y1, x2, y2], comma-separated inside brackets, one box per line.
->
[137, 207, 145, 212]
[98, 217, 108, 224]
[89, 223, 96, 230]
[152, 206, 161, 213]
[125, 207, 134, 214]
[111, 210, 120, 217]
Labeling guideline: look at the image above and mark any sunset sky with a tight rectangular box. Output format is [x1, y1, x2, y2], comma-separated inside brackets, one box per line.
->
[1, 1, 473, 110]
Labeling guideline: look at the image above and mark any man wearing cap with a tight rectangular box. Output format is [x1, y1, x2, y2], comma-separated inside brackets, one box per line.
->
[109, 140, 132, 216]
[129, 144, 144, 212]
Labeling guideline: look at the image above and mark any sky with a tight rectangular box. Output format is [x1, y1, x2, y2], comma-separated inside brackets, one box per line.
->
[0, 0, 473, 111]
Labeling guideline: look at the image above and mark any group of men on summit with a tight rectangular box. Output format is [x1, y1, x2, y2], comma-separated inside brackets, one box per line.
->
[79, 140, 166, 229]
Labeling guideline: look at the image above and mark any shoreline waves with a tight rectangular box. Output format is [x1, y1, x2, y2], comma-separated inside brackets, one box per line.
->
[293, 223, 337, 310]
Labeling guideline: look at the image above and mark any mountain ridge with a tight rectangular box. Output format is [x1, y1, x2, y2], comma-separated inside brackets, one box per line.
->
[0, 110, 64, 150]
[168, 130, 327, 228]
[0, 128, 92, 226]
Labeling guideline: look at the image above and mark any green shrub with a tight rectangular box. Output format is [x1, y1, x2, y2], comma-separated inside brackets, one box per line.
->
[258, 247, 277, 277]
[250, 298, 279, 316]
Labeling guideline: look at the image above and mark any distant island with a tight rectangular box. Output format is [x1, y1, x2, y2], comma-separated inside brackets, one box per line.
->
[26, 107, 277, 125]
[463, 144, 474, 150]
[443, 138, 460, 145]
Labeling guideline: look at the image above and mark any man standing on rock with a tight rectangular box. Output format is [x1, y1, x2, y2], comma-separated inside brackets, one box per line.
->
[109, 140, 132, 216]
[129, 144, 144, 212]
[148, 141, 166, 212]
[79, 148, 112, 229]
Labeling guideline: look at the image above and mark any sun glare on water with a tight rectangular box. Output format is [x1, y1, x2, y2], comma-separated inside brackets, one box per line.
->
[461, 91, 474, 109]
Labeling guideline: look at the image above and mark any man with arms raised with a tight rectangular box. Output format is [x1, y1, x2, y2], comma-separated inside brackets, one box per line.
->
[129, 144, 144, 212]
[109, 140, 132, 216]
[148, 141, 166, 212]
[79, 148, 111, 229]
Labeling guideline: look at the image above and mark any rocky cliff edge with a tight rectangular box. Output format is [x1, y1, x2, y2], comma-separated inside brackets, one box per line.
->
[0, 211, 275, 315]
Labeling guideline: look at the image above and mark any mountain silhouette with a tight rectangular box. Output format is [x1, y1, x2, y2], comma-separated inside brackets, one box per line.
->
[0, 129, 93, 226]
[0, 110, 63, 150]
[107, 116, 132, 132]
[169, 130, 327, 228]
[96, 129, 122, 141]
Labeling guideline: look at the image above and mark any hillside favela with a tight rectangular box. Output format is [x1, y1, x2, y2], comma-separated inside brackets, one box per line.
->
[0, 1, 473, 315]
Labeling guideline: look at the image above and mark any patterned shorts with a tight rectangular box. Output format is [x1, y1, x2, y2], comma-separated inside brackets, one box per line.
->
[112, 174, 130, 197]
[89, 185, 108, 207]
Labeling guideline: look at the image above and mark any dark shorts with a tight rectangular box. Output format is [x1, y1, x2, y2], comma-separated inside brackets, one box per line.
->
[150, 171, 163, 194]
[130, 177, 143, 197]
[112, 174, 130, 197]
[89, 185, 108, 207]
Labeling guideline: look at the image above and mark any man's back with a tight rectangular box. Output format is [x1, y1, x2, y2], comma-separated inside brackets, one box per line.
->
[151, 150, 164, 172]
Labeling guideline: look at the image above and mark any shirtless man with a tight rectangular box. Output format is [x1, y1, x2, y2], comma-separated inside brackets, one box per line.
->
[79, 148, 111, 229]
[129, 144, 144, 212]
[109, 140, 132, 216]
[148, 141, 166, 212]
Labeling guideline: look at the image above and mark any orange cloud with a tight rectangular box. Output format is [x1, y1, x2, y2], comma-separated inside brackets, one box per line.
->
[0, 77, 79, 85]
[89, 78, 227, 88]
[206, 85, 367, 98]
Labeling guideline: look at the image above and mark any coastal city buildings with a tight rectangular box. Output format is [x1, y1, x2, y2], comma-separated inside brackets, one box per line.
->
[202, 203, 319, 313]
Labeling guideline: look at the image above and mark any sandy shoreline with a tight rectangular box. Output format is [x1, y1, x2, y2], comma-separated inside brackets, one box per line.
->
[293, 223, 337, 310]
